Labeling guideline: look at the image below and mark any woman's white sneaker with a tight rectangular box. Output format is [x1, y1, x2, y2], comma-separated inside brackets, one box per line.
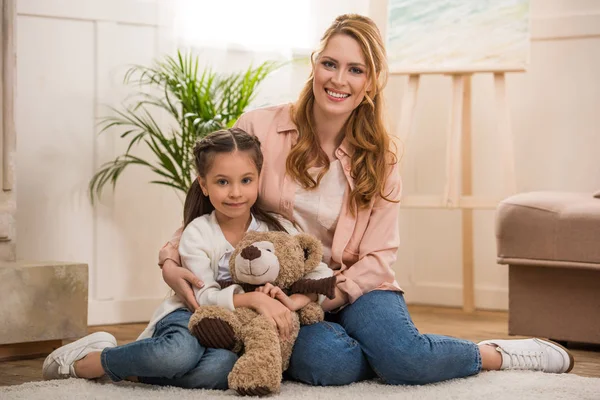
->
[478, 338, 574, 373]
[42, 332, 117, 380]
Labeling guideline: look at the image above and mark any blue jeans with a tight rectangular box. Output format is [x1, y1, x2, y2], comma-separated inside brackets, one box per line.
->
[286, 291, 481, 385]
[100, 309, 238, 389]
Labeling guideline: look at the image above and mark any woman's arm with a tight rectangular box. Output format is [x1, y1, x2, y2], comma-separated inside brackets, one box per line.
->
[322, 162, 402, 311]
[162, 260, 203, 310]
[158, 227, 183, 267]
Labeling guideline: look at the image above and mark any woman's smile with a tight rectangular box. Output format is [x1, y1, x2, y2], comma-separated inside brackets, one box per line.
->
[325, 88, 350, 102]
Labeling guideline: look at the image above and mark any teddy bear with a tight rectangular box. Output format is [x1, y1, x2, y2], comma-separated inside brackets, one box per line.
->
[188, 230, 336, 396]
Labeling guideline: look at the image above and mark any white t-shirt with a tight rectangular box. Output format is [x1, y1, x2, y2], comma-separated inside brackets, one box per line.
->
[293, 160, 347, 266]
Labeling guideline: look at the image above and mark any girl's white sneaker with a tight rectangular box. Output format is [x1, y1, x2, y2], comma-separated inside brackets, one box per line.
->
[478, 338, 574, 373]
[42, 332, 117, 380]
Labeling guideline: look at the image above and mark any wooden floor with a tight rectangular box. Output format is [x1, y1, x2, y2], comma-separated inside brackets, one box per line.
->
[1, 305, 599, 386]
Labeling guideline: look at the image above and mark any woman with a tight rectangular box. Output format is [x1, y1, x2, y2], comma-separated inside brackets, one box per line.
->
[161, 14, 574, 386]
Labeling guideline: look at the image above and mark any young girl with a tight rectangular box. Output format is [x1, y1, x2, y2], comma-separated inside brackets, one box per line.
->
[161, 14, 574, 386]
[43, 128, 331, 388]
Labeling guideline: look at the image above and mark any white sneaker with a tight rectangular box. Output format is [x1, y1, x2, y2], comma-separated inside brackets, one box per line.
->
[42, 332, 117, 380]
[478, 338, 574, 373]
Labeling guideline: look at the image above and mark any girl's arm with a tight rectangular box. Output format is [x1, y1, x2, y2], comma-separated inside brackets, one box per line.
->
[179, 220, 243, 311]
[322, 162, 402, 312]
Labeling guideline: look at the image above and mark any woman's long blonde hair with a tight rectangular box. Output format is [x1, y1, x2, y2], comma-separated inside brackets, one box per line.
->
[287, 13, 397, 210]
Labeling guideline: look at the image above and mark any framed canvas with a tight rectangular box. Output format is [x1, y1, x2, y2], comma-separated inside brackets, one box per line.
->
[386, 0, 530, 73]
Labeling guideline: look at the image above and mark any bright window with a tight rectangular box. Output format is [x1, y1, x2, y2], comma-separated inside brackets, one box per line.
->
[174, 0, 313, 53]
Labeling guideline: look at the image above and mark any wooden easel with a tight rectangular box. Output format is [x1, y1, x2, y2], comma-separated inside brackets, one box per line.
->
[395, 67, 523, 312]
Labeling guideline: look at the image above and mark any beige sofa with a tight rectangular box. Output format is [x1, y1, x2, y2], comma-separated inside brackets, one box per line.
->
[495, 191, 600, 345]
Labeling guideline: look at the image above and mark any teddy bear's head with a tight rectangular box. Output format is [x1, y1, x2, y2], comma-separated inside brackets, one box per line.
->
[229, 231, 323, 288]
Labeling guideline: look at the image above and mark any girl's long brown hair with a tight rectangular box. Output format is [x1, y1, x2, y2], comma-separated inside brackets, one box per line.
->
[287, 14, 398, 211]
[183, 128, 285, 231]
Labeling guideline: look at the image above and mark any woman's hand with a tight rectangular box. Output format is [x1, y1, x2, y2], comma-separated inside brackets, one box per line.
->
[162, 259, 204, 310]
[321, 274, 350, 312]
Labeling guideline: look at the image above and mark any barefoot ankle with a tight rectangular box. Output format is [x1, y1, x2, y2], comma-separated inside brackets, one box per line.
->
[74, 351, 105, 379]
[479, 344, 502, 370]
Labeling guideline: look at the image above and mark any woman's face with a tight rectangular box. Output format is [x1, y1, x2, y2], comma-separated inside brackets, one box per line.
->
[312, 34, 370, 121]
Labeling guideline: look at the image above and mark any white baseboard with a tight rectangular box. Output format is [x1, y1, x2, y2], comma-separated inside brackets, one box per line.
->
[403, 283, 508, 311]
[88, 298, 165, 325]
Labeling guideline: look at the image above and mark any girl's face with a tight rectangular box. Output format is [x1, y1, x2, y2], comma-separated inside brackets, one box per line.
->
[312, 33, 370, 121]
[199, 151, 259, 224]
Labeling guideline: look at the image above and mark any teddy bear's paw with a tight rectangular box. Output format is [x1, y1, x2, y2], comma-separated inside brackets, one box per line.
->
[190, 317, 238, 350]
[297, 301, 325, 325]
[228, 355, 282, 395]
[228, 332, 282, 396]
[236, 386, 272, 397]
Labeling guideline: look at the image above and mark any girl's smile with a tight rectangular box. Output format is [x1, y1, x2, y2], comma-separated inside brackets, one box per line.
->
[224, 201, 247, 208]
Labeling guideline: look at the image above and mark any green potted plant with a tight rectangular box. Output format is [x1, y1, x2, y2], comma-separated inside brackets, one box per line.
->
[89, 50, 279, 203]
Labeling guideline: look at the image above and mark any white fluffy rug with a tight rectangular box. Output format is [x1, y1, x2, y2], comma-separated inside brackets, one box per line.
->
[2, 372, 599, 400]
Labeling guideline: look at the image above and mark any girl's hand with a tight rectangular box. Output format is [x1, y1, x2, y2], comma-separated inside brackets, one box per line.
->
[255, 283, 284, 299]
[162, 260, 204, 310]
[256, 283, 298, 310]
[253, 293, 294, 340]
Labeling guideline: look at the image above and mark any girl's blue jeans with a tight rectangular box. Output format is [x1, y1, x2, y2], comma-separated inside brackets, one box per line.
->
[100, 308, 237, 389]
[285, 291, 482, 385]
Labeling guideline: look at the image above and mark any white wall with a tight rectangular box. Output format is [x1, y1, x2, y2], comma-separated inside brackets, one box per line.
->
[16, 0, 181, 325]
[16, 0, 600, 325]
[371, 0, 600, 309]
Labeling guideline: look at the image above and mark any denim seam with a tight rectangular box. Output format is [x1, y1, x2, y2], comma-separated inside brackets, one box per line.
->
[369, 360, 385, 382]
[100, 348, 122, 382]
[473, 342, 483, 374]
[322, 322, 358, 347]
[392, 293, 420, 341]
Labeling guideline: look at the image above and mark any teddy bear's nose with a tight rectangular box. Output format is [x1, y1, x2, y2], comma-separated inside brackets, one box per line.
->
[240, 245, 261, 261]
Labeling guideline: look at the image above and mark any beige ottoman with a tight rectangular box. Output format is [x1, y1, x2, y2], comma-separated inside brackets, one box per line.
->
[496, 191, 600, 345]
[0, 261, 88, 360]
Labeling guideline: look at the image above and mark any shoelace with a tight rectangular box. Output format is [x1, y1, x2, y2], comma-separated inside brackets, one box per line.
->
[506, 351, 544, 370]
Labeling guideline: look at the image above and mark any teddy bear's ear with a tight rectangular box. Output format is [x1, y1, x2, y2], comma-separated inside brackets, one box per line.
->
[295, 233, 324, 271]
